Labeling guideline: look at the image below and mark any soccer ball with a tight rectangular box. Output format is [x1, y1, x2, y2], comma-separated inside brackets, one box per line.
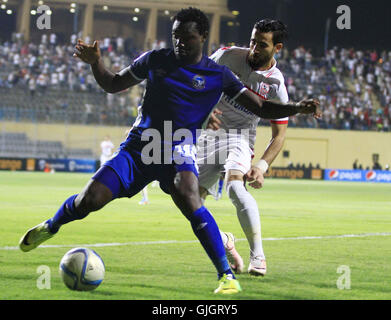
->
[59, 247, 105, 291]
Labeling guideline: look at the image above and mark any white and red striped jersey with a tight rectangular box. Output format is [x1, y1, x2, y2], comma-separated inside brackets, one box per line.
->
[210, 46, 289, 148]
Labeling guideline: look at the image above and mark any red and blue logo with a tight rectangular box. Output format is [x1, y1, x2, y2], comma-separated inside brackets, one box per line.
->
[328, 170, 339, 179]
[365, 171, 376, 181]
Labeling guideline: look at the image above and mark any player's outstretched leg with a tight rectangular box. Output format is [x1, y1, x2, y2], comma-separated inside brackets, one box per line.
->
[169, 171, 241, 294]
[19, 178, 113, 252]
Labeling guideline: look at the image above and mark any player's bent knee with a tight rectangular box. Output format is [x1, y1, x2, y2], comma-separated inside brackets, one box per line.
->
[227, 169, 244, 179]
[174, 172, 199, 197]
[199, 186, 209, 200]
[171, 172, 202, 216]
[226, 180, 246, 203]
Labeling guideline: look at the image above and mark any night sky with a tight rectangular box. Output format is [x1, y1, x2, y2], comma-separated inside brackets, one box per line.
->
[229, 0, 391, 54]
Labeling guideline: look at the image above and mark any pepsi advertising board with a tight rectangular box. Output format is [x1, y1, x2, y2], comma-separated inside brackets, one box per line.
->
[324, 169, 391, 183]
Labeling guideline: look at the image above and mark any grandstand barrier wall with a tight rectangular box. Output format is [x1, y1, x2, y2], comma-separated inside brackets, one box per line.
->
[1, 121, 129, 157]
[3, 156, 390, 183]
[1, 121, 390, 170]
[254, 127, 391, 170]
[0, 157, 98, 173]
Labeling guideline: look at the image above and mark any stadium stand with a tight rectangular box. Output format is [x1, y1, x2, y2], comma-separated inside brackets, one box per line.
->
[275, 46, 391, 131]
[0, 131, 94, 159]
[0, 38, 143, 126]
[0, 37, 390, 132]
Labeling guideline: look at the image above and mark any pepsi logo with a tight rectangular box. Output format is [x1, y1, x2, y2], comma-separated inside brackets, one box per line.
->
[365, 171, 376, 181]
[329, 170, 339, 179]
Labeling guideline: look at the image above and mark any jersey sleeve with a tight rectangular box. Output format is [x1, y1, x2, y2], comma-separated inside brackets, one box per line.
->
[221, 66, 246, 100]
[210, 47, 228, 65]
[124, 50, 153, 81]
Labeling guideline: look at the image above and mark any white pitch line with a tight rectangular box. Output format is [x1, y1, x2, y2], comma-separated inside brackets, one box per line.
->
[2, 232, 391, 251]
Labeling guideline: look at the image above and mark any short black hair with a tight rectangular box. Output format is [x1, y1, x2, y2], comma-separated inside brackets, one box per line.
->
[253, 19, 288, 45]
[172, 7, 209, 37]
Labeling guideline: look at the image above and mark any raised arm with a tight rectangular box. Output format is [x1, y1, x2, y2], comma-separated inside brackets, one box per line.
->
[73, 39, 141, 94]
[234, 89, 321, 119]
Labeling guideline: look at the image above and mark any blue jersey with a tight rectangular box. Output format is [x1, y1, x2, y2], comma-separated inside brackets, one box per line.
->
[123, 48, 245, 146]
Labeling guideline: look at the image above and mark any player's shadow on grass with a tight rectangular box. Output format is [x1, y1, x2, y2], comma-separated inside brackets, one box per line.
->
[2, 274, 34, 281]
[130, 283, 211, 298]
[88, 290, 115, 297]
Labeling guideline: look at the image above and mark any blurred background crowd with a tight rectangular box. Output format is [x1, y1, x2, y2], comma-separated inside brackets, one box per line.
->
[1, 33, 390, 132]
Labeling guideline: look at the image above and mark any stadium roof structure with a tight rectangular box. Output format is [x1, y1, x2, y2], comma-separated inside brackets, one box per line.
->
[12, 0, 235, 53]
[43, 0, 235, 14]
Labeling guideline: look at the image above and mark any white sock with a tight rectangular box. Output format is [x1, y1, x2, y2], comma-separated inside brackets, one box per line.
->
[142, 187, 148, 201]
[226, 180, 265, 260]
[220, 231, 228, 246]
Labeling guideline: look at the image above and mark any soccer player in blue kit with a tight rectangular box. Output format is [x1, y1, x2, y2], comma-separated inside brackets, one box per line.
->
[19, 7, 320, 294]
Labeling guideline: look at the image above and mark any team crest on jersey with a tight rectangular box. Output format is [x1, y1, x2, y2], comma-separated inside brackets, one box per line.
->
[192, 74, 205, 90]
[260, 82, 270, 96]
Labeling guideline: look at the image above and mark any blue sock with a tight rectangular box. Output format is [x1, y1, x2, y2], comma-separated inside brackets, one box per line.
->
[188, 206, 234, 280]
[218, 178, 224, 194]
[47, 194, 86, 233]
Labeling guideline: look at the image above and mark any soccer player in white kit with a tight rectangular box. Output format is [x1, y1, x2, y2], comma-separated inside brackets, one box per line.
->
[100, 135, 115, 166]
[197, 19, 291, 276]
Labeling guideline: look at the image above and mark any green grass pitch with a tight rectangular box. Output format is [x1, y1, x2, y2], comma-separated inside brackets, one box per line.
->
[0, 171, 390, 300]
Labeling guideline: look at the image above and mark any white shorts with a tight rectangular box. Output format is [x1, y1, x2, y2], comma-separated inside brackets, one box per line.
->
[196, 130, 253, 197]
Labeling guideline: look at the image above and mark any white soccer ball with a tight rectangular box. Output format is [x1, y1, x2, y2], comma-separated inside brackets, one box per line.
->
[59, 247, 105, 291]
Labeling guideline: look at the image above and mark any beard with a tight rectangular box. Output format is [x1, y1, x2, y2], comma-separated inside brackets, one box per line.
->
[248, 52, 273, 70]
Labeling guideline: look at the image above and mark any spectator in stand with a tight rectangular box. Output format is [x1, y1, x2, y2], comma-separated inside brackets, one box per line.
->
[373, 160, 382, 170]
[28, 76, 36, 97]
[353, 159, 359, 169]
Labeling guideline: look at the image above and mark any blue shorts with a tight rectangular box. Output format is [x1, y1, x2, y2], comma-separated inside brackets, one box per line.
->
[92, 142, 199, 199]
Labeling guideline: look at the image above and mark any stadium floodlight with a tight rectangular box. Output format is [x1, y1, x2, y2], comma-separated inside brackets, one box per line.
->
[132, 16, 138, 22]
[103, 5, 108, 11]
[164, 10, 170, 15]
[6, 9, 12, 14]
[0, 4, 5, 9]
[2, 0, 8, 3]
[46, 9, 52, 15]
[30, 9, 37, 15]
[70, 3, 76, 8]
[232, 10, 239, 16]
[134, 8, 140, 13]
[70, 8, 75, 13]
[38, 0, 44, 5]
